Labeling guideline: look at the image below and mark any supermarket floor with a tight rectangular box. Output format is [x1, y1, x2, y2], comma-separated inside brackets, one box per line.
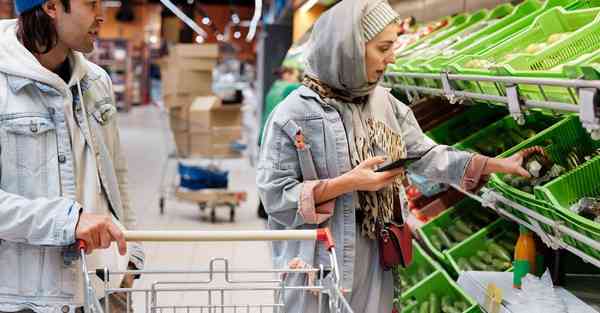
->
[116, 105, 274, 310]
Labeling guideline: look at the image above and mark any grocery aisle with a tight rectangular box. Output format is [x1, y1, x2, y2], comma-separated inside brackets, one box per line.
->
[117, 105, 274, 309]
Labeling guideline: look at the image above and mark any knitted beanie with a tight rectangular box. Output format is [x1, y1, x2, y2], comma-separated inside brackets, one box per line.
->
[362, 0, 401, 42]
[14, 0, 47, 15]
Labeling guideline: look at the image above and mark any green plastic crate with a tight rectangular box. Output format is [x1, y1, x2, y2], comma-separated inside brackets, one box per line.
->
[490, 7, 600, 104]
[453, 111, 561, 156]
[400, 272, 480, 313]
[404, 3, 515, 88]
[393, 240, 443, 299]
[421, 0, 540, 75]
[534, 156, 600, 260]
[446, 219, 518, 275]
[447, 0, 587, 95]
[395, 12, 485, 88]
[566, 0, 600, 9]
[488, 116, 600, 225]
[564, 49, 600, 79]
[418, 198, 499, 266]
[425, 104, 508, 146]
[394, 15, 464, 57]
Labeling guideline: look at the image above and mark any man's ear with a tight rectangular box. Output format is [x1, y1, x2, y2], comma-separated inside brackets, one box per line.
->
[42, 0, 59, 18]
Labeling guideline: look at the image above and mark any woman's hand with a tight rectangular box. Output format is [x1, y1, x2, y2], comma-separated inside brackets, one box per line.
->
[344, 156, 405, 192]
[484, 146, 545, 177]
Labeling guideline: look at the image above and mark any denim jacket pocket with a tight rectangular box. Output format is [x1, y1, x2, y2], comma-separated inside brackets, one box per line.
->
[1, 116, 58, 197]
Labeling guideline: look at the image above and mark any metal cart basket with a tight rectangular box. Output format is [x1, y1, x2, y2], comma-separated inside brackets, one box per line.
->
[79, 229, 353, 313]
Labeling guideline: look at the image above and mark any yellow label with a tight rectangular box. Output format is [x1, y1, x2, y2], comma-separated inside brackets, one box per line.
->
[484, 283, 503, 313]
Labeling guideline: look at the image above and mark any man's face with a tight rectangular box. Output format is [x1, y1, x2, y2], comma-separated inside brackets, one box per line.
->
[54, 0, 104, 53]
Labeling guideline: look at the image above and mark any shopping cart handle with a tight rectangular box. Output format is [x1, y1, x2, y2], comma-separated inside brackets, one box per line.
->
[316, 228, 335, 251]
[76, 239, 87, 252]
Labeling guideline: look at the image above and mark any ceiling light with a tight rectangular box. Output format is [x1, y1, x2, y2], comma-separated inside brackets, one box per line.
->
[195, 35, 205, 44]
[217, 34, 224, 41]
[232, 14, 240, 24]
[234, 31, 241, 39]
[202, 17, 210, 25]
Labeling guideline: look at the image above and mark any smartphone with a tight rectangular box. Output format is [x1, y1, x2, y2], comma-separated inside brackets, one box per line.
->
[375, 157, 421, 173]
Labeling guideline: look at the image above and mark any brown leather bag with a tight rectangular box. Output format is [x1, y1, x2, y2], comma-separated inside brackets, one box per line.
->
[378, 221, 413, 271]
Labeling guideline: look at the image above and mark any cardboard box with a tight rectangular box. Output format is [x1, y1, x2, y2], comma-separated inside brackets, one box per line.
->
[169, 95, 243, 158]
[170, 44, 219, 59]
[163, 92, 208, 109]
[188, 97, 242, 132]
[173, 127, 242, 158]
[161, 68, 213, 97]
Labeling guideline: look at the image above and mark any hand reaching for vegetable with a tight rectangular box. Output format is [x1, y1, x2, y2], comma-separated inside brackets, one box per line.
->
[484, 146, 546, 178]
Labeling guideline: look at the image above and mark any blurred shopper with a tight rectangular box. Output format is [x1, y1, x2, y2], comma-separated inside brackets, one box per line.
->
[257, 60, 302, 219]
[0, 0, 143, 312]
[257, 0, 540, 312]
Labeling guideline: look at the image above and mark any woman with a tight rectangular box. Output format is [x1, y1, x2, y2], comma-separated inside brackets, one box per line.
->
[257, 1, 538, 312]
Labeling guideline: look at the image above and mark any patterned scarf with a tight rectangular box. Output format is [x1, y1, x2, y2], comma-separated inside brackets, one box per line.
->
[304, 76, 406, 239]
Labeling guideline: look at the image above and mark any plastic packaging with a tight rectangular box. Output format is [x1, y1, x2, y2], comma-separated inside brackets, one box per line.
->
[511, 270, 568, 313]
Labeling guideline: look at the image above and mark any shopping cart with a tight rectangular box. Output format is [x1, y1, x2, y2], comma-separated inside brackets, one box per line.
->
[78, 228, 354, 313]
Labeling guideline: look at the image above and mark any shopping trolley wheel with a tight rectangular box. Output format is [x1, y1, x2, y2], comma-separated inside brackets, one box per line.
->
[229, 204, 235, 222]
[210, 208, 217, 223]
[159, 197, 165, 215]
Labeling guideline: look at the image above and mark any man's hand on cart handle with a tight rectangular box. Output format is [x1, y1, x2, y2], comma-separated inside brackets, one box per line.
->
[75, 213, 127, 255]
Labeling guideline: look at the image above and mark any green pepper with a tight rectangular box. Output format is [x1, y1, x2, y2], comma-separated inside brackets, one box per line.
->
[492, 259, 512, 271]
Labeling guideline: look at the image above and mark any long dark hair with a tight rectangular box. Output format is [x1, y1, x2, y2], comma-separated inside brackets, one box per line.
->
[16, 0, 70, 54]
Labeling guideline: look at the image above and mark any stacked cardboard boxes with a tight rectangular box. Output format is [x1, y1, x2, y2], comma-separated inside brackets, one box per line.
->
[170, 95, 242, 158]
[160, 43, 218, 109]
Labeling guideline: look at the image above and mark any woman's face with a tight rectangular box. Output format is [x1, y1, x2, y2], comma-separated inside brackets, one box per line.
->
[365, 23, 401, 84]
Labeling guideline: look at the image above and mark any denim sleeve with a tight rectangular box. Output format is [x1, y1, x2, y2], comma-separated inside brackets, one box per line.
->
[393, 100, 474, 186]
[0, 189, 81, 246]
[256, 118, 307, 228]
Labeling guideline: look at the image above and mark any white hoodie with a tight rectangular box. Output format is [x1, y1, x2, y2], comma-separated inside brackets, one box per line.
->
[0, 19, 141, 312]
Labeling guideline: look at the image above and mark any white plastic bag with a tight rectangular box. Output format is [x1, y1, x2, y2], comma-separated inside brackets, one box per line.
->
[510, 269, 568, 313]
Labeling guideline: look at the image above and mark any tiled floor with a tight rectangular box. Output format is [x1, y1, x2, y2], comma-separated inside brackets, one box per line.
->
[115, 105, 277, 312]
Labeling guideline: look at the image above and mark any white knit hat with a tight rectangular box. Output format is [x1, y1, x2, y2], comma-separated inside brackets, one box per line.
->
[362, 0, 401, 42]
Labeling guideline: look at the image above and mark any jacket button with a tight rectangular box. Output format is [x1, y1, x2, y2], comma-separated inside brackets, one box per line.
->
[58, 155, 67, 163]
[61, 305, 70, 313]
[30, 125, 38, 133]
[48, 107, 56, 115]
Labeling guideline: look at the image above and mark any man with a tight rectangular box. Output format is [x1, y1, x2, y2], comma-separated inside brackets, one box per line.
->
[0, 0, 143, 312]
[257, 59, 302, 219]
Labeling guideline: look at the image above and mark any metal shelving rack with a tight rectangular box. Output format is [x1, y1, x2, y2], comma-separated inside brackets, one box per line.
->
[383, 71, 600, 269]
[383, 72, 600, 139]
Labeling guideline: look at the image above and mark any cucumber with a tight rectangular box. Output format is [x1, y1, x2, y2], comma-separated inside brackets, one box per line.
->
[469, 256, 490, 271]
[488, 242, 512, 262]
[471, 210, 494, 225]
[476, 250, 494, 264]
[457, 258, 474, 271]
[447, 226, 470, 242]
[455, 220, 474, 235]
[454, 301, 469, 311]
[409, 274, 420, 286]
[492, 259, 512, 271]
[417, 266, 429, 280]
[498, 239, 515, 252]
[429, 294, 440, 313]
[433, 227, 454, 249]
[430, 234, 444, 251]
[442, 306, 461, 313]
[419, 301, 430, 313]
[441, 296, 452, 309]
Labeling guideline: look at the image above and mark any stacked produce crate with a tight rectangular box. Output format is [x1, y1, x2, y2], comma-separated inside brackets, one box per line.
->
[390, 2, 600, 309]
